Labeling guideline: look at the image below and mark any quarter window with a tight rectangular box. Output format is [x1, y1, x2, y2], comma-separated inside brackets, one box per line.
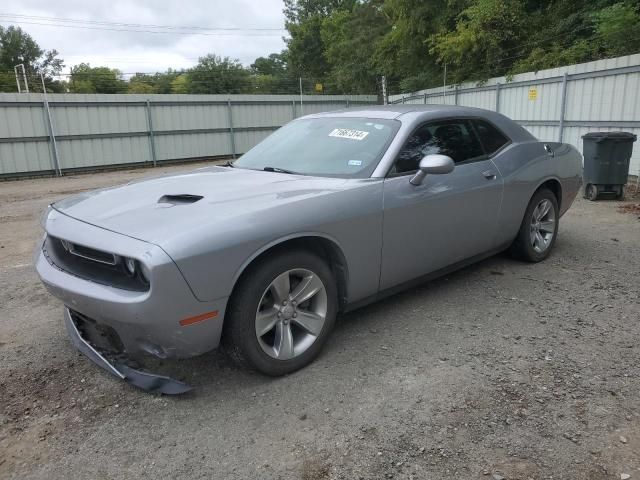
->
[472, 119, 510, 155]
[394, 119, 484, 174]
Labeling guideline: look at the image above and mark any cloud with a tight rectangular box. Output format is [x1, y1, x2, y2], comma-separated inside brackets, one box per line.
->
[2, 0, 287, 74]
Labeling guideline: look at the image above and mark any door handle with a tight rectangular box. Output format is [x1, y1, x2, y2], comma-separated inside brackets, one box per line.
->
[482, 170, 497, 180]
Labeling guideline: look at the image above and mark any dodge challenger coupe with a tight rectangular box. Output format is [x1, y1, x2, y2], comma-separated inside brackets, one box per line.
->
[36, 105, 582, 393]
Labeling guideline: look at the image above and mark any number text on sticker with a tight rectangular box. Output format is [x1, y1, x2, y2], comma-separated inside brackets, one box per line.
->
[329, 128, 369, 141]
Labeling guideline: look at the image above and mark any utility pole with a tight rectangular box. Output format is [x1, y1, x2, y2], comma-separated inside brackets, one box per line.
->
[381, 75, 388, 105]
[443, 63, 447, 103]
[299, 77, 303, 115]
[41, 72, 61, 176]
[14, 64, 28, 93]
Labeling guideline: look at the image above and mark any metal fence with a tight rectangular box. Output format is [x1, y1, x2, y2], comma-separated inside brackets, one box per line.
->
[0, 93, 377, 178]
[390, 53, 640, 176]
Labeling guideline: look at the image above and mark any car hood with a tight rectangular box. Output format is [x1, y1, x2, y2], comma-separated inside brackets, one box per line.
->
[53, 166, 351, 244]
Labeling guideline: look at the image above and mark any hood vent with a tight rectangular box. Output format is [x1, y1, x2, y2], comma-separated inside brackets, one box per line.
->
[158, 194, 203, 205]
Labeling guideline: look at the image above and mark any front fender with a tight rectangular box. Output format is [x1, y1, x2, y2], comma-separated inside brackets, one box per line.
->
[165, 180, 385, 303]
[229, 232, 350, 293]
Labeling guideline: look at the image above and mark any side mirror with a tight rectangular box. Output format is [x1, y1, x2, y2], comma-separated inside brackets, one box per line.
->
[409, 154, 455, 186]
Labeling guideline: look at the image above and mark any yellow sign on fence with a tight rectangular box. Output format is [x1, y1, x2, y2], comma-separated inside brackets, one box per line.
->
[315, 83, 323, 92]
[528, 88, 538, 100]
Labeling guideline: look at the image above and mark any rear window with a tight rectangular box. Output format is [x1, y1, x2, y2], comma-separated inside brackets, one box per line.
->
[472, 120, 510, 154]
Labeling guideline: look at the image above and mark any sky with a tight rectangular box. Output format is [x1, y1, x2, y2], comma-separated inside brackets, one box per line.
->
[0, 0, 288, 76]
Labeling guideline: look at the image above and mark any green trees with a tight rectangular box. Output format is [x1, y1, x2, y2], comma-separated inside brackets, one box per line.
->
[2, 1, 639, 96]
[429, 0, 528, 83]
[185, 54, 252, 94]
[320, 0, 389, 93]
[284, 0, 356, 79]
[0, 26, 64, 92]
[250, 53, 299, 93]
[374, 0, 462, 91]
[68, 64, 126, 94]
[127, 71, 183, 94]
[284, 0, 640, 93]
[594, 2, 640, 57]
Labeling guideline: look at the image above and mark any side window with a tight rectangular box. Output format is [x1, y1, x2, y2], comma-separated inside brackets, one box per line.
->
[472, 119, 510, 155]
[394, 119, 484, 174]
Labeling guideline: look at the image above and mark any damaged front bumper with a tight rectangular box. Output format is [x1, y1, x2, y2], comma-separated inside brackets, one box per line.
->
[65, 308, 191, 395]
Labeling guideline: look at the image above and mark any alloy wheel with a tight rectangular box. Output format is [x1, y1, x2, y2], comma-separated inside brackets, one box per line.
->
[255, 269, 328, 360]
[530, 199, 556, 253]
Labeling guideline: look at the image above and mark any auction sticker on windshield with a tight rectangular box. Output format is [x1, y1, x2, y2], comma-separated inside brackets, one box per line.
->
[329, 128, 369, 141]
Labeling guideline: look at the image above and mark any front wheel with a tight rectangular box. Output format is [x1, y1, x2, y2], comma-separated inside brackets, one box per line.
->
[510, 188, 559, 262]
[223, 249, 337, 376]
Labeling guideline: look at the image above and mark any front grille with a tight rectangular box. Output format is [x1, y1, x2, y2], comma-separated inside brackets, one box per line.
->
[61, 240, 116, 265]
[43, 235, 150, 292]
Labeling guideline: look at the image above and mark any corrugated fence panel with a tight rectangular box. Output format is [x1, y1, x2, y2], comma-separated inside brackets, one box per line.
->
[235, 129, 276, 155]
[0, 103, 48, 138]
[521, 125, 559, 144]
[298, 101, 349, 116]
[51, 103, 148, 136]
[388, 54, 640, 175]
[151, 103, 229, 132]
[501, 82, 563, 121]
[56, 136, 152, 169]
[405, 96, 425, 105]
[232, 102, 293, 128]
[0, 141, 53, 175]
[0, 93, 376, 177]
[457, 89, 496, 110]
[154, 132, 232, 161]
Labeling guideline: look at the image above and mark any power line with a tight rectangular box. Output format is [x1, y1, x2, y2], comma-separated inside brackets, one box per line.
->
[3, 69, 319, 83]
[0, 19, 287, 37]
[0, 13, 286, 32]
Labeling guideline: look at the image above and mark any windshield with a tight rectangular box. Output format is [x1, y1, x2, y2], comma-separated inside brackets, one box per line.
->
[233, 117, 399, 178]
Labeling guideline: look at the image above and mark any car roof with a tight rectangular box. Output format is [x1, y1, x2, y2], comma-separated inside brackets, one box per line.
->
[304, 104, 493, 120]
[303, 104, 536, 143]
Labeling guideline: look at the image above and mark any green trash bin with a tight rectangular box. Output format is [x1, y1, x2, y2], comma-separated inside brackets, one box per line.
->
[582, 131, 637, 201]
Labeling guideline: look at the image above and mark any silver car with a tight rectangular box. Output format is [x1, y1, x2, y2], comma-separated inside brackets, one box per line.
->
[36, 105, 582, 393]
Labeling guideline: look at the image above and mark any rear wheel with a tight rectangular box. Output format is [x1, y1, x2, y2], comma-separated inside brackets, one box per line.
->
[223, 249, 337, 376]
[510, 188, 559, 262]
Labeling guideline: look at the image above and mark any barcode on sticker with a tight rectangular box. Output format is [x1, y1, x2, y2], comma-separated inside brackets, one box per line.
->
[329, 128, 369, 141]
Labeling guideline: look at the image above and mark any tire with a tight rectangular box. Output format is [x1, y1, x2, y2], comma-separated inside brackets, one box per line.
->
[510, 188, 559, 263]
[585, 183, 599, 201]
[223, 249, 337, 376]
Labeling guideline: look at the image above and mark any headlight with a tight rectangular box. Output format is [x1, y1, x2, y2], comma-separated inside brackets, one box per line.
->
[40, 205, 53, 230]
[124, 257, 136, 275]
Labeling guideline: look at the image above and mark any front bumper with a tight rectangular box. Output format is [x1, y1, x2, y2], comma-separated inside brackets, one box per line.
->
[36, 209, 228, 360]
[65, 308, 191, 394]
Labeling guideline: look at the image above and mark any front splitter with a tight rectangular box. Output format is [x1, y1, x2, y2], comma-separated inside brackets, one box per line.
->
[64, 308, 192, 395]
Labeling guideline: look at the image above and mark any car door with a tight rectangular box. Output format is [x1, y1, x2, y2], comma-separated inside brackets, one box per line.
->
[380, 118, 504, 290]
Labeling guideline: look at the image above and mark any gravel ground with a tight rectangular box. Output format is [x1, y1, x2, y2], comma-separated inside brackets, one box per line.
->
[1, 164, 640, 480]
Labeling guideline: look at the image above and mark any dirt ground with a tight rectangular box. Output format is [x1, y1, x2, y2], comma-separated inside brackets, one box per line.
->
[1, 163, 640, 480]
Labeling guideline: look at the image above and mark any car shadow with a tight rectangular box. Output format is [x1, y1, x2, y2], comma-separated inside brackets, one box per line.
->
[148, 250, 523, 397]
[143, 229, 592, 400]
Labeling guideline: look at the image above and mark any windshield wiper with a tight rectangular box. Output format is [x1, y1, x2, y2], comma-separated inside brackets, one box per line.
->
[263, 166, 298, 175]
